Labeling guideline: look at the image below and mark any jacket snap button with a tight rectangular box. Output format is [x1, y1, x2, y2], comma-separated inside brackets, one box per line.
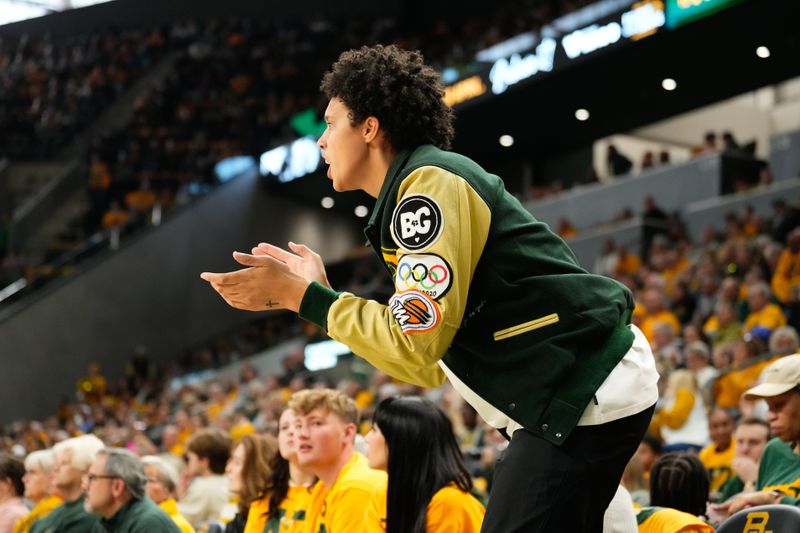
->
[556, 432, 562, 438]
[541, 423, 549, 431]
[508, 402, 516, 410]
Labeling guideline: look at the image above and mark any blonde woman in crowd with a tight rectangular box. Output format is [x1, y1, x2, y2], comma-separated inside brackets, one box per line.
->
[650, 369, 709, 452]
[244, 408, 315, 533]
[13, 450, 62, 533]
[141, 456, 196, 533]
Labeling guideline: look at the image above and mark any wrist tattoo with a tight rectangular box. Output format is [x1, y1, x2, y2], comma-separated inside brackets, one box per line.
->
[265, 300, 279, 308]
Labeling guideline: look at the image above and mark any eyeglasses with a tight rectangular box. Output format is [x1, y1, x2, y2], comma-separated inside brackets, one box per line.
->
[86, 474, 120, 484]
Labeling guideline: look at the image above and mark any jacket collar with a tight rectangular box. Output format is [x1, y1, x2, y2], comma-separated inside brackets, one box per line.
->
[366, 148, 414, 229]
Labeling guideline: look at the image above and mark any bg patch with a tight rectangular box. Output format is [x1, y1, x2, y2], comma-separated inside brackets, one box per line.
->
[394, 254, 452, 300]
[391, 195, 443, 251]
[389, 290, 441, 334]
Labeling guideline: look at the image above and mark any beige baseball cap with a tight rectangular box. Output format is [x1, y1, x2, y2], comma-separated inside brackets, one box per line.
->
[744, 354, 800, 400]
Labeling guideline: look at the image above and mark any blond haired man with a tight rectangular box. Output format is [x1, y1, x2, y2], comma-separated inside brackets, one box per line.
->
[289, 389, 385, 533]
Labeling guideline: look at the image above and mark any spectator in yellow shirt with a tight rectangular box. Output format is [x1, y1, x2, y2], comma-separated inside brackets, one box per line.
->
[615, 245, 642, 277]
[640, 290, 681, 343]
[771, 228, 800, 305]
[697, 409, 735, 495]
[364, 396, 485, 533]
[703, 300, 743, 348]
[225, 434, 276, 532]
[244, 408, 315, 533]
[649, 370, 709, 452]
[289, 389, 386, 533]
[743, 282, 786, 333]
[141, 456, 196, 533]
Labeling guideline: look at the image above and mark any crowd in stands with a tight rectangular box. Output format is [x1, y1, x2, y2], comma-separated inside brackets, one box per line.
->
[3, 3, 800, 531]
[0, 0, 602, 304]
[0, 198, 798, 530]
[0, 28, 172, 160]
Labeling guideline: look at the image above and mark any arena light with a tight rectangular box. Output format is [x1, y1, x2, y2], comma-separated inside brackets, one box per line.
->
[354, 205, 369, 218]
[499, 135, 515, 147]
[756, 46, 770, 59]
[575, 108, 590, 121]
[661, 78, 677, 91]
[321, 197, 334, 209]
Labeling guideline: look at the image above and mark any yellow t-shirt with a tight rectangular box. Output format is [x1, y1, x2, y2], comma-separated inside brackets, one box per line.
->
[698, 443, 735, 494]
[641, 311, 681, 343]
[366, 481, 485, 533]
[306, 453, 387, 533]
[637, 507, 714, 533]
[713, 356, 779, 409]
[159, 498, 196, 533]
[244, 485, 313, 533]
[771, 250, 800, 304]
[13, 496, 62, 533]
[744, 304, 786, 332]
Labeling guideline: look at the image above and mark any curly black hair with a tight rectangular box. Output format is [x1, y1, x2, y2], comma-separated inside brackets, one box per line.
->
[320, 44, 455, 151]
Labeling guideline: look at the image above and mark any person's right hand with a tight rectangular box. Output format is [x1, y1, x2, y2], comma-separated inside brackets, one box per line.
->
[731, 456, 759, 484]
[252, 241, 332, 289]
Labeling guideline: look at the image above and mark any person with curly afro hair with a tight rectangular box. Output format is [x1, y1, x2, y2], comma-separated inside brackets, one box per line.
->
[203, 44, 659, 533]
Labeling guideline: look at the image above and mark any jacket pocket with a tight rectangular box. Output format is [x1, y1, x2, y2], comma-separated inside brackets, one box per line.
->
[493, 313, 560, 341]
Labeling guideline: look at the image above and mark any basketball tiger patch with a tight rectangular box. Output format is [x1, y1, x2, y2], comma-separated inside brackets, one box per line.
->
[389, 290, 441, 334]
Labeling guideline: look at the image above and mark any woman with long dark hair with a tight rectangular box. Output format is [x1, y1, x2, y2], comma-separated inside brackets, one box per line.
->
[225, 433, 276, 533]
[243, 408, 316, 533]
[365, 396, 484, 533]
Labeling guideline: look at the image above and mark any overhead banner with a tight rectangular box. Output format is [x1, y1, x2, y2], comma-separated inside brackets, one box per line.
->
[444, 0, 666, 108]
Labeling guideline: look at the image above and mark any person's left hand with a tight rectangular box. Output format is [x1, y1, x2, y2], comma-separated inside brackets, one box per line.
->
[720, 490, 783, 517]
[200, 252, 311, 313]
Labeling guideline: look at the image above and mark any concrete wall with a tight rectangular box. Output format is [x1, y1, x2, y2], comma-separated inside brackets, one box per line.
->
[526, 154, 721, 230]
[769, 129, 800, 181]
[684, 178, 800, 242]
[0, 172, 363, 424]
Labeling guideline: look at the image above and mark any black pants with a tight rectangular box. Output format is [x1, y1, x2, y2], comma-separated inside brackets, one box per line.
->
[481, 404, 655, 533]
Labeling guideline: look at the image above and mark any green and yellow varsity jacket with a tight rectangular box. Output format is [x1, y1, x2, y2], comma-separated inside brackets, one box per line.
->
[299, 145, 635, 445]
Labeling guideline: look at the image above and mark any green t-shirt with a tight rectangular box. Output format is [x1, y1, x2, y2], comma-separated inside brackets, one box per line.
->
[757, 438, 800, 498]
[718, 474, 745, 502]
[30, 495, 103, 533]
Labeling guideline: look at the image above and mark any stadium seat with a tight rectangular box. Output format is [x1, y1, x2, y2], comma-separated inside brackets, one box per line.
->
[716, 504, 800, 533]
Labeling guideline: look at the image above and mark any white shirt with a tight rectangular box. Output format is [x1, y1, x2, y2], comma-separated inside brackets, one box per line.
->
[439, 324, 660, 435]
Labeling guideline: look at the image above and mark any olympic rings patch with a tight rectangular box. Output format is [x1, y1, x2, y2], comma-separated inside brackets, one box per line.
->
[389, 290, 441, 335]
[394, 254, 453, 300]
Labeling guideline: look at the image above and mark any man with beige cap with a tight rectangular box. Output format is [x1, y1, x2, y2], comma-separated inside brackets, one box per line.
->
[717, 354, 800, 515]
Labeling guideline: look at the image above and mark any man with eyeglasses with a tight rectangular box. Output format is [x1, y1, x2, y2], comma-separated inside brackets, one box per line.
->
[83, 448, 180, 532]
[30, 434, 105, 533]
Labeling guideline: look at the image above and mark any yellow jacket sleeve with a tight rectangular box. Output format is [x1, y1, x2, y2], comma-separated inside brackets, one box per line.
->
[303, 166, 491, 388]
[650, 388, 695, 434]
